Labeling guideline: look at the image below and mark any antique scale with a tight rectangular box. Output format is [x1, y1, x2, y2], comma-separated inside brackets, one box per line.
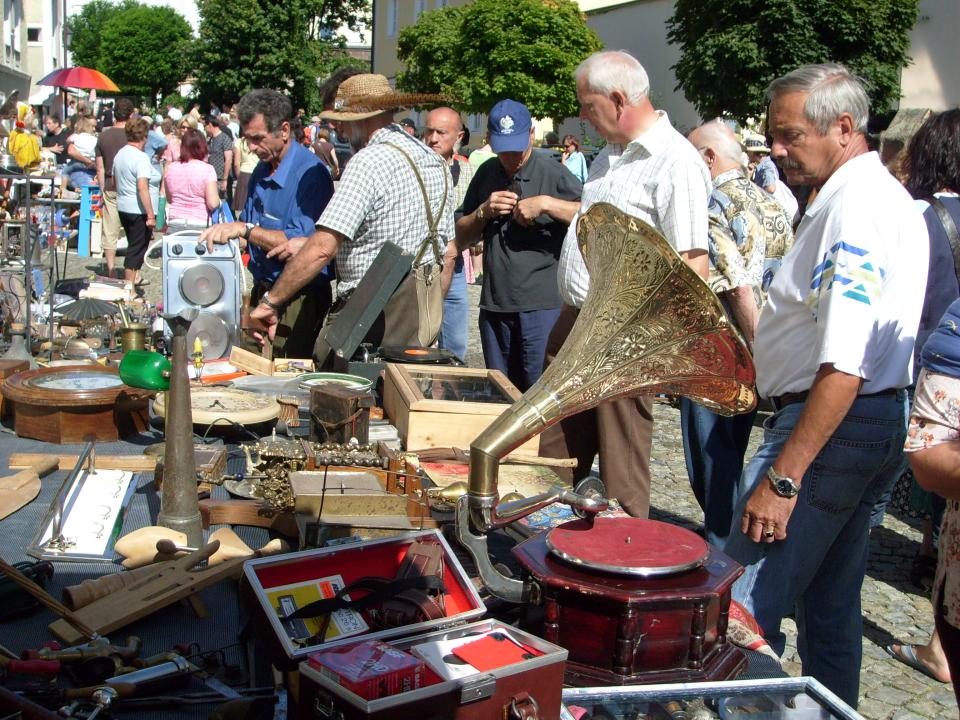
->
[456, 203, 757, 686]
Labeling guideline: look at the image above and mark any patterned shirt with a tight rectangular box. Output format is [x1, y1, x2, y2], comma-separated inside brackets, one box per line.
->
[317, 124, 455, 297]
[557, 111, 710, 307]
[207, 131, 232, 181]
[707, 168, 793, 306]
[753, 152, 927, 397]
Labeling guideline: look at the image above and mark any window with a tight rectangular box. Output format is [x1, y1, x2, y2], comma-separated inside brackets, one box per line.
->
[27, 26, 38, 43]
[414, 0, 426, 20]
[387, 0, 397, 37]
[436, 0, 447, 6]
[468, 114, 484, 133]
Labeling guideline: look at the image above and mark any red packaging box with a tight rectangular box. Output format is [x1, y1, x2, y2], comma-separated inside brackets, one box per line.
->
[308, 640, 426, 700]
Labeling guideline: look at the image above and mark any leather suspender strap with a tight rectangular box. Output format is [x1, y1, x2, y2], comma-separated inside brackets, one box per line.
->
[928, 197, 960, 285]
[284, 575, 446, 620]
[382, 141, 449, 266]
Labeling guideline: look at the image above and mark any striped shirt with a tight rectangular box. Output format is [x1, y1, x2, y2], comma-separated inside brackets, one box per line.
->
[317, 124, 454, 297]
[557, 111, 711, 307]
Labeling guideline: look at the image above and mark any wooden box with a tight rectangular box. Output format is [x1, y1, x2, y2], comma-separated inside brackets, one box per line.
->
[513, 532, 746, 687]
[297, 619, 567, 720]
[242, 530, 485, 670]
[382, 364, 539, 454]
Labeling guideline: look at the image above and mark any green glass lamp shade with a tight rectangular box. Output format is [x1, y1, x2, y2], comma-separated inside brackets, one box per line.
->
[119, 350, 171, 391]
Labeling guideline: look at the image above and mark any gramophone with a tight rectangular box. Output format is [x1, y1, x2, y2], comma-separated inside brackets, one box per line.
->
[456, 202, 757, 686]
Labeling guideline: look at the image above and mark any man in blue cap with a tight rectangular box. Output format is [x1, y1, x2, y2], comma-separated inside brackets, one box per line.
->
[455, 99, 582, 391]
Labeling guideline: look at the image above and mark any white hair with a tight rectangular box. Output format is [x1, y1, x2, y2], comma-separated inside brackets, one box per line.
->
[575, 50, 650, 106]
[766, 63, 869, 134]
[697, 118, 744, 164]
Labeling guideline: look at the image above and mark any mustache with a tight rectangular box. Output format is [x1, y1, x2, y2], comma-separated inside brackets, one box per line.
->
[778, 158, 801, 170]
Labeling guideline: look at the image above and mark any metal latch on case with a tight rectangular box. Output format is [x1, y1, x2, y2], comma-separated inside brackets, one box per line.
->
[459, 672, 496, 704]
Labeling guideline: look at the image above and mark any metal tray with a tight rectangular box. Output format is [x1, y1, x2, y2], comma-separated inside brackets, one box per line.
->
[561, 677, 863, 719]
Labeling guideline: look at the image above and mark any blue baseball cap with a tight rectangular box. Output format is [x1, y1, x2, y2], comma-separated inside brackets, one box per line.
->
[487, 99, 532, 153]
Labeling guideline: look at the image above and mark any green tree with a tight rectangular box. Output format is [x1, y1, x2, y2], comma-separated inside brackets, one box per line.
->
[64, 0, 137, 69]
[98, 5, 193, 102]
[397, 0, 602, 119]
[666, 0, 919, 122]
[194, 0, 370, 111]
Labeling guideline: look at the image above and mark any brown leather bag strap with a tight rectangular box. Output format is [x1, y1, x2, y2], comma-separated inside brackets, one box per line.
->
[928, 197, 960, 285]
[382, 141, 448, 265]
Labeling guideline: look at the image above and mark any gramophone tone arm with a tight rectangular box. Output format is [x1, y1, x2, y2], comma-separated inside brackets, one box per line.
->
[477, 487, 610, 529]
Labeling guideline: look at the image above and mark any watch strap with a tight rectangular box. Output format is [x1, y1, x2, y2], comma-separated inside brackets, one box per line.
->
[259, 291, 283, 312]
[243, 223, 255, 241]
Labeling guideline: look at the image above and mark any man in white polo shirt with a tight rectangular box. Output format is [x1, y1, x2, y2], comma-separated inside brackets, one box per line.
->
[722, 64, 927, 708]
[537, 49, 710, 518]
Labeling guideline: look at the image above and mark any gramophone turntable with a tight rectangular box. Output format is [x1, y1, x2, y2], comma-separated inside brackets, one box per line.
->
[455, 202, 757, 686]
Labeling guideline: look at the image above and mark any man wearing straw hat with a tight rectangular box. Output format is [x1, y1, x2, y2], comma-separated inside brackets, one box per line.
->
[243, 74, 454, 350]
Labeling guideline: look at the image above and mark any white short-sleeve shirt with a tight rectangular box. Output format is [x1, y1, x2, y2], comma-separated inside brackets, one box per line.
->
[753, 152, 928, 398]
[557, 111, 711, 307]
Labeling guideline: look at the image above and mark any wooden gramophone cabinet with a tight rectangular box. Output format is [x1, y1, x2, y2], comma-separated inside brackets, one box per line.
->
[513, 519, 746, 686]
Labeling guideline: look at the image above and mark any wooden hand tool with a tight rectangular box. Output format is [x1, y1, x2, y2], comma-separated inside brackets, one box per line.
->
[125, 528, 289, 571]
[0, 457, 59, 521]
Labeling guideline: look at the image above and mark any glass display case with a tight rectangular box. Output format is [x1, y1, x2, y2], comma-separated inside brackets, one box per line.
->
[561, 677, 863, 720]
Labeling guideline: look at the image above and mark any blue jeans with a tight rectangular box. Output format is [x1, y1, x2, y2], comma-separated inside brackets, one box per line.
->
[722, 390, 908, 709]
[437, 257, 467, 362]
[680, 398, 757, 546]
[478, 307, 561, 392]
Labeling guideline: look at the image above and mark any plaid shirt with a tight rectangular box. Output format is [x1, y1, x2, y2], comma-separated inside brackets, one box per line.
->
[557, 112, 710, 307]
[317, 125, 454, 296]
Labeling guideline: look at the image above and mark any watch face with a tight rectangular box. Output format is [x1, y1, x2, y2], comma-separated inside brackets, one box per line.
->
[776, 478, 799, 497]
[32, 371, 124, 391]
[193, 388, 276, 412]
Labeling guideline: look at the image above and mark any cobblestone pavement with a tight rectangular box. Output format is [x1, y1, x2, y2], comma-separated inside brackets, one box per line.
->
[81, 254, 955, 718]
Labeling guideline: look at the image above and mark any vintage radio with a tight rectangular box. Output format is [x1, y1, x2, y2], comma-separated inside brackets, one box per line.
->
[242, 531, 567, 718]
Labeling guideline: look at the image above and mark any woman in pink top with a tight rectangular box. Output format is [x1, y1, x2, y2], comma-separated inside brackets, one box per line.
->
[163, 129, 219, 226]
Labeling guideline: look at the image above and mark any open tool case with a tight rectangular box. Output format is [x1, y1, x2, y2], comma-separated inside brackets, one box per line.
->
[242, 530, 567, 719]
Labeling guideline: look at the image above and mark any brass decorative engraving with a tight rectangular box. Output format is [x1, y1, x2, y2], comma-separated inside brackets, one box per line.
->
[468, 201, 757, 511]
[552, 201, 756, 415]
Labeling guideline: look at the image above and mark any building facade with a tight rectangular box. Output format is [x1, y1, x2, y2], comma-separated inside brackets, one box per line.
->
[1, 0, 30, 102]
[25, 0, 68, 107]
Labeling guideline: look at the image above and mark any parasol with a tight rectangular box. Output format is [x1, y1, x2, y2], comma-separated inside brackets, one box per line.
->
[38, 67, 120, 93]
[54, 298, 121, 323]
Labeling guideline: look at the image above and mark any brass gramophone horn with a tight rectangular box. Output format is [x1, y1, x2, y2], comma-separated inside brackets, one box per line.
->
[456, 202, 757, 601]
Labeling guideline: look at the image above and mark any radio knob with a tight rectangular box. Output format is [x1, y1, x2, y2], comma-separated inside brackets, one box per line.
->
[195, 243, 206, 255]
[171, 243, 182, 255]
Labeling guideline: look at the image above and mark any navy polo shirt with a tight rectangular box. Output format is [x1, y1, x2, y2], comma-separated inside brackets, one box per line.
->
[243, 141, 333, 287]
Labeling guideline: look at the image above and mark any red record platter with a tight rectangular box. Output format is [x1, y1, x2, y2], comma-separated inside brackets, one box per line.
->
[546, 517, 709, 577]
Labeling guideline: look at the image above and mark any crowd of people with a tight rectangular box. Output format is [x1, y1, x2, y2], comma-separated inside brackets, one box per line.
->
[8, 49, 960, 713]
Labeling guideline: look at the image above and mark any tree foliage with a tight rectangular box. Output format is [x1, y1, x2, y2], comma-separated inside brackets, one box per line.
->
[193, 0, 370, 111]
[397, 0, 602, 119]
[666, 0, 919, 122]
[98, 5, 193, 102]
[64, 0, 137, 70]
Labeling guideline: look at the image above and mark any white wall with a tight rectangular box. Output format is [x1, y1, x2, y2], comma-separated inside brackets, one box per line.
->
[899, 0, 960, 110]
[558, 0, 701, 144]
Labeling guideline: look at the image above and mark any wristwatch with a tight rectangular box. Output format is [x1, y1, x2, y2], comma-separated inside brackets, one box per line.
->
[259, 290, 283, 313]
[767, 466, 801, 498]
[242, 222, 255, 241]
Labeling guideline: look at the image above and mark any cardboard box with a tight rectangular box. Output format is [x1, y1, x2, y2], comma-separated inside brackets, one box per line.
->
[382, 364, 539, 454]
[308, 640, 425, 700]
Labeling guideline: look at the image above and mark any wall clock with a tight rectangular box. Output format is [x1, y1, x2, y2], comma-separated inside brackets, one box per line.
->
[3, 365, 153, 443]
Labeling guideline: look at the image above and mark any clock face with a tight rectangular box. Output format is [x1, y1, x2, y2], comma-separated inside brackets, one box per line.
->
[32, 371, 125, 391]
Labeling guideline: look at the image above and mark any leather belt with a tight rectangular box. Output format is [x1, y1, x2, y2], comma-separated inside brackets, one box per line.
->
[769, 387, 900, 412]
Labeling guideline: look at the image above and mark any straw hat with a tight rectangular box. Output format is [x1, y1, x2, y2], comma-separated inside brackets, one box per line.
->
[319, 74, 447, 121]
[742, 132, 770, 154]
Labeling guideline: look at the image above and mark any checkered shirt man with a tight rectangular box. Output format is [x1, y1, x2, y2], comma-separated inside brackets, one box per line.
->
[317, 124, 455, 297]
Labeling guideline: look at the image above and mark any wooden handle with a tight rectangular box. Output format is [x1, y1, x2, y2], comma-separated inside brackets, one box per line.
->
[0, 458, 59, 492]
[63, 564, 164, 610]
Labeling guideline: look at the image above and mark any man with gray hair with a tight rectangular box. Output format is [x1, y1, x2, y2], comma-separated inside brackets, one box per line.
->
[722, 64, 927, 706]
[538, 49, 710, 518]
[680, 118, 793, 547]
